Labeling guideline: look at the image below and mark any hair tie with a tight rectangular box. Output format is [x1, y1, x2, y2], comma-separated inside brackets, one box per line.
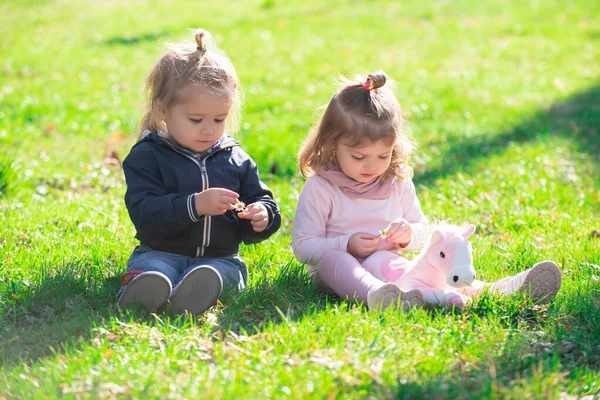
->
[363, 78, 372, 91]
[197, 46, 206, 53]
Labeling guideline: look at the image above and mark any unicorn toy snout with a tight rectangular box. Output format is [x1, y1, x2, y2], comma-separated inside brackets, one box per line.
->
[447, 266, 476, 288]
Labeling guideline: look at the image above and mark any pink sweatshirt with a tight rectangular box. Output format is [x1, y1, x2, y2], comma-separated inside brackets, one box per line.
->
[292, 175, 429, 268]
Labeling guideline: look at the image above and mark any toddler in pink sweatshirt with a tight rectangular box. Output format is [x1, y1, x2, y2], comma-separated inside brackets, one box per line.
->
[292, 71, 562, 311]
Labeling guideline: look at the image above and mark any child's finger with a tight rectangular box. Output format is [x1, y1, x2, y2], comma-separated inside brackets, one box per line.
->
[367, 236, 381, 244]
[220, 197, 237, 209]
[384, 223, 395, 233]
[397, 221, 409, 233]
[251, 218, 267, 228]
[216, 188, 239, 198]
[243, 207, 261, 219]
[219, 194, 238, 204]
[360, 237, 379, 248]
[360, 232, 379, 240]
[370, 237, 382, 247]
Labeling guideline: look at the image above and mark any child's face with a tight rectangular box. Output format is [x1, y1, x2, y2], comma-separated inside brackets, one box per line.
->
[336, 139, 394, 183]
[160, 84, 232, 153]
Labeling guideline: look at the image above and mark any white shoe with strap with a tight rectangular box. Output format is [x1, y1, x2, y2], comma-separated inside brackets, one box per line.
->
[489, 261, 562, 304]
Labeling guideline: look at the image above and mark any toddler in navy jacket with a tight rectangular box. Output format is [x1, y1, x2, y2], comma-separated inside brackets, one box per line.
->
[117, 29, 281, 316]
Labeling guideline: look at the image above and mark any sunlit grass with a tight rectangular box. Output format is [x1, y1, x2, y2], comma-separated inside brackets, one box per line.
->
[0, 0, 599, 398]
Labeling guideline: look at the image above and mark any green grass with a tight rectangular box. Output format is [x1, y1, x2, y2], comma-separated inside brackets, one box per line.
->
[1, 0, 599, 398]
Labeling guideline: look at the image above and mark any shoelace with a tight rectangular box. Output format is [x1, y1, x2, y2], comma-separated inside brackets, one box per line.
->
[120, 270, 146, 286]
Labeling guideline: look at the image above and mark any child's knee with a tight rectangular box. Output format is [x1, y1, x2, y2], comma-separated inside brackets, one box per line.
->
[129, 262, 178, 286]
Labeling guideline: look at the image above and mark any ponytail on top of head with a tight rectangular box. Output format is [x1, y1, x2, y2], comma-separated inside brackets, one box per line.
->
[363, 71, 386, 91]
[298, 70, 416, 182]
[138, 28, 243, 140]
[194, 29, 209, 54]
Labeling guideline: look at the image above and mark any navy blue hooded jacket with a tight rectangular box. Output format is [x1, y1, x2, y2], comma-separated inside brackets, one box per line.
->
[123, 131, 281, 258]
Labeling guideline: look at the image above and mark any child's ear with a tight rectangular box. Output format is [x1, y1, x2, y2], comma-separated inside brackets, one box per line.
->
[153, 100, 168, 121]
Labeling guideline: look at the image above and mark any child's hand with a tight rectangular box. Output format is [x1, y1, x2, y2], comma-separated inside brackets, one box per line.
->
[237, 202, 269, 232]
[347, 232, 381, 259]
[195, 188, 239, 216]
[385, 218, 413, 248]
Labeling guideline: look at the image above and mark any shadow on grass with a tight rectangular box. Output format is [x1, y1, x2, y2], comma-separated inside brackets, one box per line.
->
[416, 83, 600, 187]
[0, 263, 119, 366]
[0, 258, 327, 367]
[100, 30, 173, 46]
[215, 259, 330, 334]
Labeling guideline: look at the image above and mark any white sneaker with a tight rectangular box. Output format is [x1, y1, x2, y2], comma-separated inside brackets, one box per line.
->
[489, 261, 562, 303]
[367, 283, 424, 312]
[170, 266, 223, 315]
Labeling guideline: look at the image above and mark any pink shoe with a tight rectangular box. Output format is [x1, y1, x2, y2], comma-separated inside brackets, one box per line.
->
[489, 261, 562, 304]
[366, 283, 424, 312]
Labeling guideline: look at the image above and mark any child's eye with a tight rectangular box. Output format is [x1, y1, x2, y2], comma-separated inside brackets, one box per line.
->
[189, 118, 202, 123]
[379, 154, 390, 159]
[215, 119, 225, 123]
[352, 156, 364, 160]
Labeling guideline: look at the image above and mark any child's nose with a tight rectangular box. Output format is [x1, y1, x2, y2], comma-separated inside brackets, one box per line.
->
[200, 122, 214, 134]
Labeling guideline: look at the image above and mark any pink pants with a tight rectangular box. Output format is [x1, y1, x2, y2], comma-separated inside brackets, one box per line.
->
[314, 250, 409, 303]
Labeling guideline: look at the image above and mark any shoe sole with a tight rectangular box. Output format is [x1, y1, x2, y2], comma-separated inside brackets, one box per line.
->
[520, 261, 562, 304]
[368, 283, 424, 311]
[170, 266, 223, 315]
[399, 288, 424, 311]
[117, 272, 171, 312]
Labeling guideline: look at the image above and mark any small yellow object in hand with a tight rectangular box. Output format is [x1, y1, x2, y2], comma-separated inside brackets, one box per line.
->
[378, 229, 388, 239]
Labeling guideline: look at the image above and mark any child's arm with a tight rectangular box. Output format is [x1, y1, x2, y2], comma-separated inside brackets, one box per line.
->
[123, 149, 201, 236]
[237, 158, 281, 244]
[292, 177, 353, 266]
[396, 179, 429, 251]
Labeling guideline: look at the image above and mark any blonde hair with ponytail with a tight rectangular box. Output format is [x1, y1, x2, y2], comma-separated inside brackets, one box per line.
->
[138, 29, 242, 140]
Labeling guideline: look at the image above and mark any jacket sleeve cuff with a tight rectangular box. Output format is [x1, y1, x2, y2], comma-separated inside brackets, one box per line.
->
[189, 193, 204, 222]
[261, 201, 275, 230]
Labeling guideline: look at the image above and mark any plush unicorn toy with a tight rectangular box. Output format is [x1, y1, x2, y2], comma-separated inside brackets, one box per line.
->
[377, 224, 478, 308]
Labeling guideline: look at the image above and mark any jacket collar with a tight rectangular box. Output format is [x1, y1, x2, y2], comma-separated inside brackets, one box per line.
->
[140, 130, 240, 158]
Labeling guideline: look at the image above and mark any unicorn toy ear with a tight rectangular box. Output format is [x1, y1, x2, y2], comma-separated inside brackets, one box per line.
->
[431, 229, 444, 243]
[462, 224, 476, 238]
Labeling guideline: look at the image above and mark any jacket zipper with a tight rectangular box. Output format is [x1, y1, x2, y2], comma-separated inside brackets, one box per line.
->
[168, 145, 231, 257]
[199, 160, 210, 256]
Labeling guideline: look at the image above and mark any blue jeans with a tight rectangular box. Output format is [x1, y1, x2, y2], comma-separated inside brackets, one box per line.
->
[124, 245, 248, 291]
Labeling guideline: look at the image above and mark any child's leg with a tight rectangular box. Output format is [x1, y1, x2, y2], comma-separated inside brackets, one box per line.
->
[457, 261, 562, 303]
[488, 261, 562, 303]
[317, 251, 423, 311]
[117, 245, 186, 311]
[361, 251, 408, 282]
[316, 251, 382, 302]
[455, 280, 487, 298]
[125, 245, 183, 283]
